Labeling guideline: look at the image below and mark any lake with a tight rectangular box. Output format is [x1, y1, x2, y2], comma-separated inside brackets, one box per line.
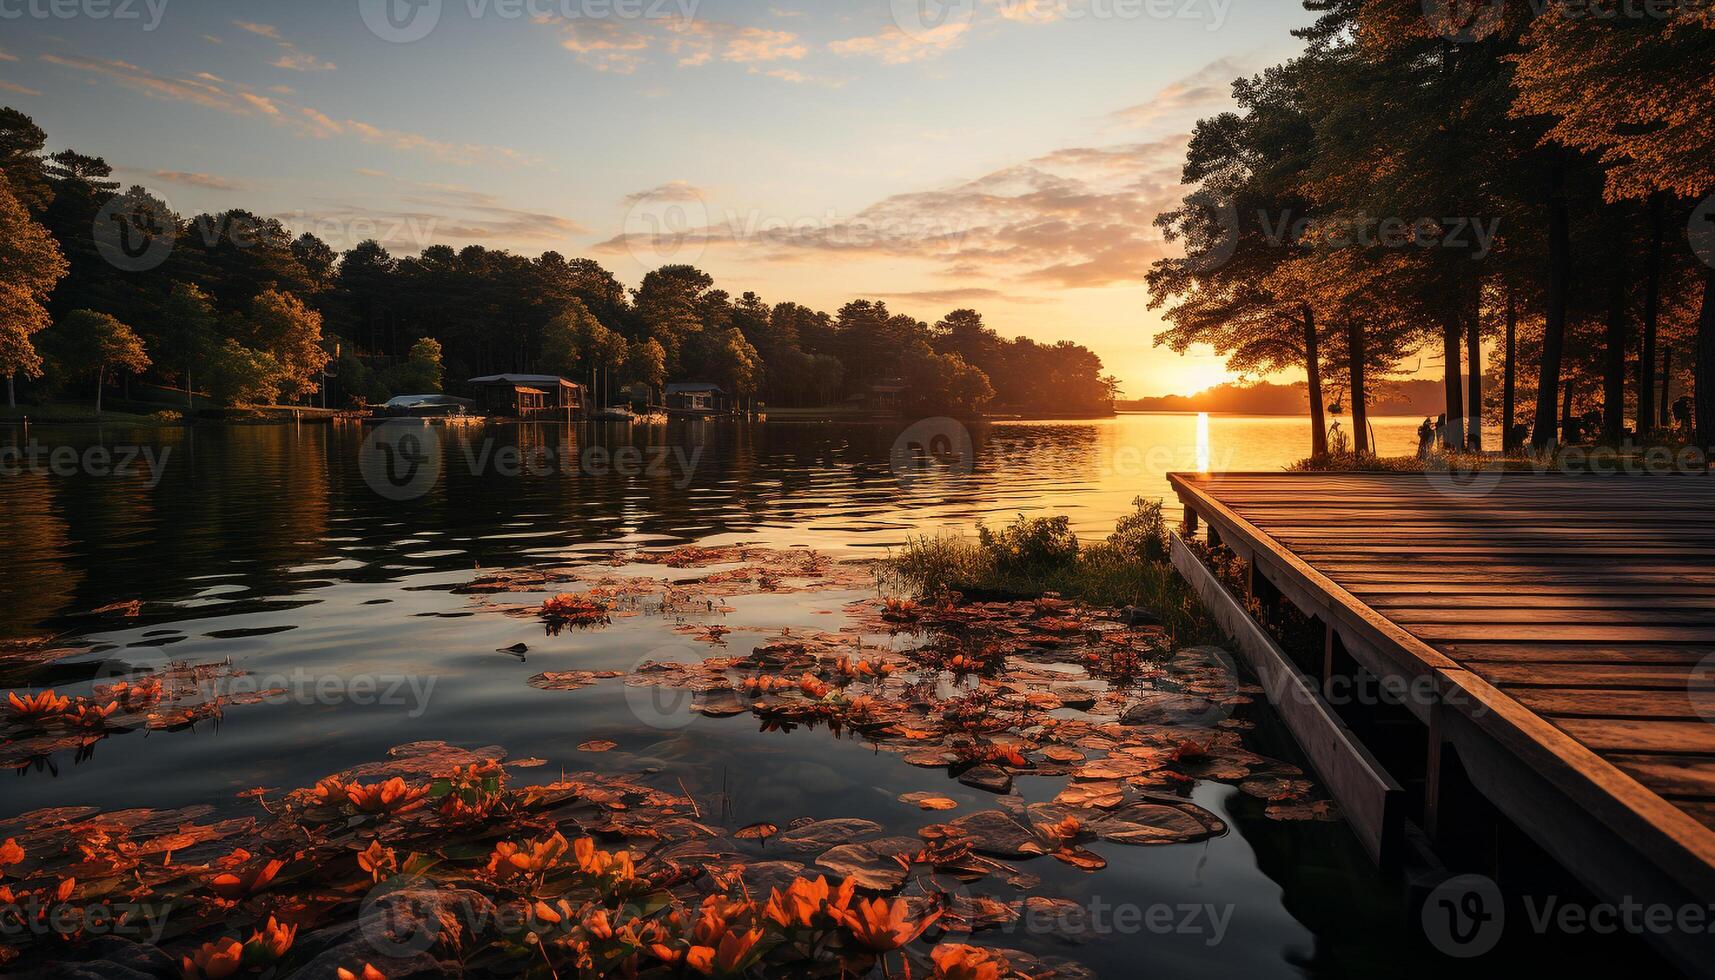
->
[0, 414, 1452, 978]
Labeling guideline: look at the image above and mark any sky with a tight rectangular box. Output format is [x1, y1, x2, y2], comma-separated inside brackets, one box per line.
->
[0, 0, 1318, 397]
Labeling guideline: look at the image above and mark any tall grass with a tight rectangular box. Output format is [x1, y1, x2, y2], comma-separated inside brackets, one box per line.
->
[884, 499, 1219, 646]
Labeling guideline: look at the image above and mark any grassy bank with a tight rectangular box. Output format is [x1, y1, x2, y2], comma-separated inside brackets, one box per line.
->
[884, 498, 1219, 647]
[0, 401, 180, 426]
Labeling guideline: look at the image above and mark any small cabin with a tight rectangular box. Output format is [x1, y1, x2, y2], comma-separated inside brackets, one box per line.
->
[467, 374, 583, 420]
[664, 382, 730, 416]
[868, 377, 906, 411]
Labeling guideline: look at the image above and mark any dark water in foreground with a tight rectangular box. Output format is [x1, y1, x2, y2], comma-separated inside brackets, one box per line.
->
[0, 416, 1465, 977]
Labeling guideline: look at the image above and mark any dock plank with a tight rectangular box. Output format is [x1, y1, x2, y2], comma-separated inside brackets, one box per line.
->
[1169, 470, 1715, 973]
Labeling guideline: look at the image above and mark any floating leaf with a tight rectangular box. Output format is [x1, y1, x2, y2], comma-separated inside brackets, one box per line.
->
[734, 822, 779, 842]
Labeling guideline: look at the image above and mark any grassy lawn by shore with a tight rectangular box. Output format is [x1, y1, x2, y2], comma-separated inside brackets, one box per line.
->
[0, 401, 179, 426]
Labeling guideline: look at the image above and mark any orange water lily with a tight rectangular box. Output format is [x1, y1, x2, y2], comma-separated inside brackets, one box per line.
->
[931, 944, 1005, 980]
[0, 837, 22, 870]
[69, 701, 119, 729]
[685, 927, 763, 976]
[244, 916, 298, 961]
[310, 776, 349, 805]
[209, 856, 284, 900]
[7, 689, 71, 718]
[798, 674, 831, 699]
[356, 840, 397, 882]
[837, 897, 942, 952]
[106, 676, 164, 703]
[336, 966, 387, 980]
[181, 937, 245, 979]
[488, 831, 569, 877]
[823, 876, 858, 921]
[571, 836, 635, 881]
[345, 778, 428, 816]
[763, 876, 832, 929]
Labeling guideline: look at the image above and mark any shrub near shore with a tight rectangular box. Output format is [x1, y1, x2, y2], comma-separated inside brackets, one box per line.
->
[887, 500, 1216, 647]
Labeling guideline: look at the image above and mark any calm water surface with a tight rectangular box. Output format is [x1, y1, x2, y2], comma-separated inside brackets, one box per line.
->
[0, 414, 1442, 978]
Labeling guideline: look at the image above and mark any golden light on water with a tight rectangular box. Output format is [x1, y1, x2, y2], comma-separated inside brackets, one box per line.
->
[1196, 413, 1211, 472]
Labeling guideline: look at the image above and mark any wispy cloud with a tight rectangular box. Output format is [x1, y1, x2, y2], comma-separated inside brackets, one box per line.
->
[0, 80, 42, 96]
[153, 170, 247, 191]
[554, 18, 654, 74]
[1107, 56, 1246, 131]
[540, 15, 810, 78]
[271, 50, 337, 72]
[622, 180, 706, 206]
[43, 53, 534, 168]
[232, 21, 282, 40]
[827, 22, 971, 64]
[287, 175, 588, 253]
[875, 287, 1053, 306]
[233, 20, 336, 72]
[598, 130, 1192, 289]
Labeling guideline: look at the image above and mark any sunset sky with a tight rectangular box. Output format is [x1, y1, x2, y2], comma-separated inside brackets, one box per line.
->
[1, 0, 1318, 397]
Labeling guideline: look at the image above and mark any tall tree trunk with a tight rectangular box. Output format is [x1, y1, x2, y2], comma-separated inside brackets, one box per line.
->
[1442, 310, 1466, 450]
[1639, 191, 1664, 435]
[1697, 266, 1715, 452]
[1502, 287, 1518, 451]
[6, 374, 13, 410]
[1533, 160, 1571, 449]
[186, 365, 194, 412]
[1303, 304, 1328, 458]
[1466, 293, 1483, 451]
[1348, 319, 1370, 455]
[96, 366, 105, 417]
[1602, 217, 1630, 443]
[1662, 347, 1674, 428]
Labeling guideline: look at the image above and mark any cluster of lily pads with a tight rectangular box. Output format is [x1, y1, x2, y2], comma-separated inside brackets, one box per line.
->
[0, 738, 1090, 978]
[0, 543, 1336, 978]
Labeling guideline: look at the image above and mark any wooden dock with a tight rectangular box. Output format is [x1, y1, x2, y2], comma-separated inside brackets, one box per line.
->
[1169, 471, 1715, 974]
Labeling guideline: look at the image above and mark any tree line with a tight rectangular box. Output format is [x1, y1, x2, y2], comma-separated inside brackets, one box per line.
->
[1148, 1, 1714, 456]
[0, 109, 1117, 419]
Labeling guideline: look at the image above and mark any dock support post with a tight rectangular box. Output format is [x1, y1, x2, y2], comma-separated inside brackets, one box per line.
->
[1183, 504, 1199, 536]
